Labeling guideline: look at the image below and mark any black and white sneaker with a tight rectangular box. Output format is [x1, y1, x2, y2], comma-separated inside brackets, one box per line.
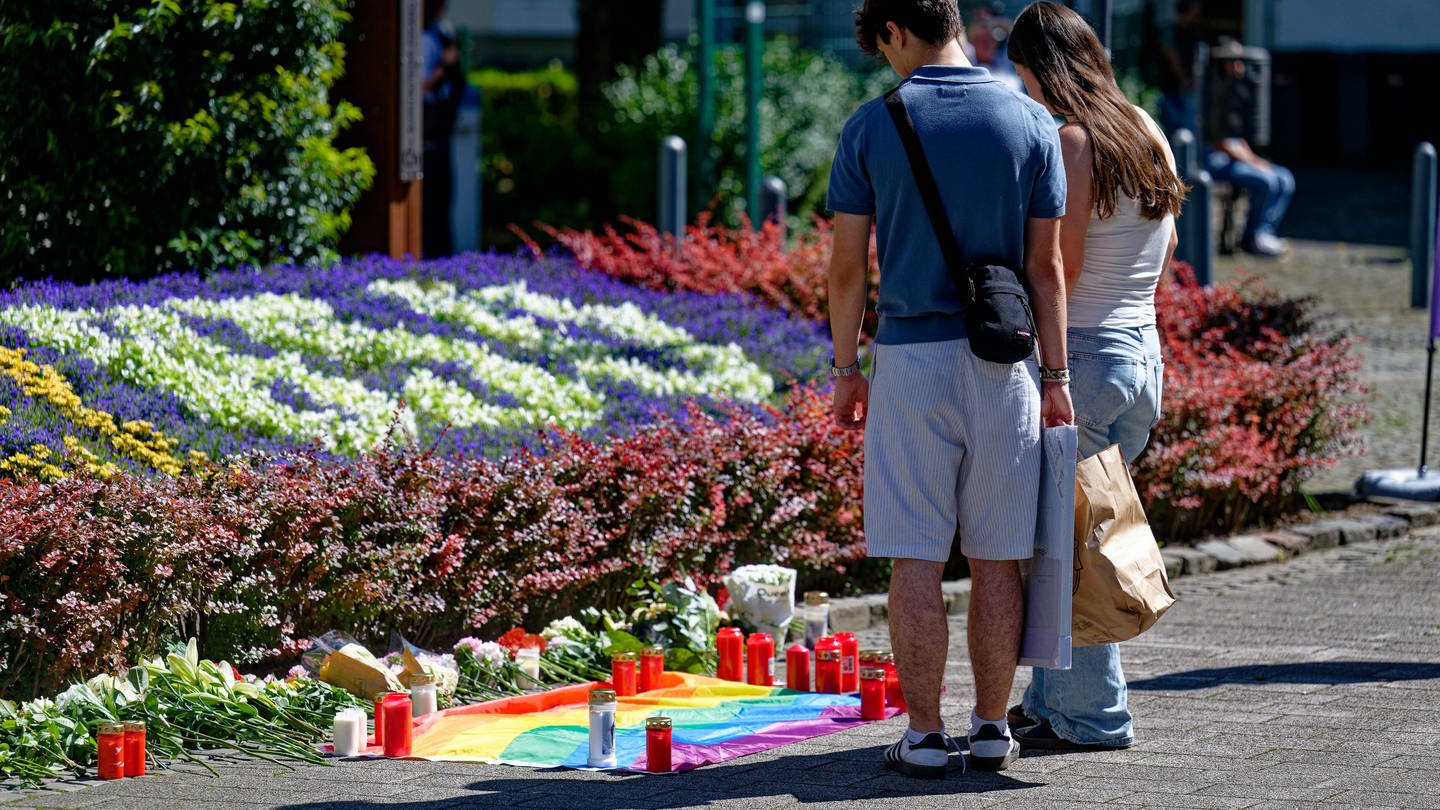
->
[883, 731, 952, 779]
[967, 723, 1021, 771]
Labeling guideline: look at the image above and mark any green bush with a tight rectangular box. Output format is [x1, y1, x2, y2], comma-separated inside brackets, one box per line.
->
[473, 40, 889, 246]
[602, 37, 892, 226]
[472, 64, 593, 245]
[0, 0, 374, 284]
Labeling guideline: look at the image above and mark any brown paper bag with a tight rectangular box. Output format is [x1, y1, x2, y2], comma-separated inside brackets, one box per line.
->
[1072, 444, 1176, 646]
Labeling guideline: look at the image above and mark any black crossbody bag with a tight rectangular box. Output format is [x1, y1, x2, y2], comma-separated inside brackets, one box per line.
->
[883, 86, 1037, 365]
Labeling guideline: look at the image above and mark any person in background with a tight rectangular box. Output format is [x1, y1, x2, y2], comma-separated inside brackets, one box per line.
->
[1005, 0, 1184, 751]
[1154, 0, 1203, 136]
[422, 0, 463, 258]
[966, 3, 1024, 95]
[827, 0, 1071, 779]
[1204, 40, 1294, 257]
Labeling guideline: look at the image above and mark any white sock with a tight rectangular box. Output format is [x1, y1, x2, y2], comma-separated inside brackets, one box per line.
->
[969, 708, 1009, 738]
[906, 723, 944, 745]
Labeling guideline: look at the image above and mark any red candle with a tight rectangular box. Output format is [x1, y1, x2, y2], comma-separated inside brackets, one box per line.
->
[878, 651, 905, 711]
[835, 632, 859, 692]
[96, 722, 125, 779]
[372, 692, 387, 747]
[645, 716, 673, 772]
[612, 651, 638, 697]
[785, 643, 810, 691]
[123, 721, 146, 777]
[814, 635, 840, 675]
[860, 668, 887, 720]
[639, 646, 665, 692]
[745, 633, 775, 686]
[815, 648, 842, 694]
[381, 692, 413, 757]
[716, 627, 744, 681]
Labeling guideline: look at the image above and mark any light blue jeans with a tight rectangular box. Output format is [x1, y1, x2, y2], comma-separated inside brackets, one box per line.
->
[1022, 324, 1164, 747]
[1204, 150, 1295, 244]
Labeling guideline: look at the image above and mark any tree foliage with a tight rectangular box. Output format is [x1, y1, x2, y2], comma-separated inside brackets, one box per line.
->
[0, 0, 374, 283]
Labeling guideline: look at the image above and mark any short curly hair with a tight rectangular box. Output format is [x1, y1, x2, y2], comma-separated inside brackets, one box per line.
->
[854, 0, 964, 58]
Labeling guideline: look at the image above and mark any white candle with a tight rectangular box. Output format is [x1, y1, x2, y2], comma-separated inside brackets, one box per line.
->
[332, 708, 365, 757]
[516, 647, 541, 690]
[410, 673, 438, 717]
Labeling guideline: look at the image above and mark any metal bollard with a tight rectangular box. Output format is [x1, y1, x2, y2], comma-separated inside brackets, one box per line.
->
[450, 84, 481, 253]
[758, 175, 787, 239]
[744, 1, 765, 225]
[1170, 128, 1213, 286]
[658, 135, 687, 241]
[1412, 142, 1437, 310]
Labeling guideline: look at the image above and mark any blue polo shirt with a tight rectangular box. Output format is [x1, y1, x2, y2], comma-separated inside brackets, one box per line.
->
[827, 65, 1066, 345]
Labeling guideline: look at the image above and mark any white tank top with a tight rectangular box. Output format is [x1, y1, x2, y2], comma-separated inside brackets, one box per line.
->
[1066, 108, 1176, 329]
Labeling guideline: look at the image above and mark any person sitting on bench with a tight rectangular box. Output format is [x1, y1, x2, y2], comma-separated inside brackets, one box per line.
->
[1204, 43, 1293, 258]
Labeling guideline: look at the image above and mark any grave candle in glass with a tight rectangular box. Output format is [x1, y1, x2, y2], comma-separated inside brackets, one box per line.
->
[122, 721, 146, 777]
[639, 646, 665, 692]
[516, 646, 541, 690]
[815, 648, 842, 694]
[96, 722, 125, 779]
[645, 715, 673, 773]
[372, 692, 387, 747]
[745, 633, 775, 686]
[588, 688, 618, 768]
[813, 635, 840, 672]
[860, 667, 887, 720]
[785, 643, 810, 691]
[878, 650, 905, 711]
[802, 590, 829, 649]
[612, 651, 638, 697]
[835, 631, 859, 692]
[410, 672, 439, 717]
[381, 692, 413, 757]
[716, 627, 744, 681]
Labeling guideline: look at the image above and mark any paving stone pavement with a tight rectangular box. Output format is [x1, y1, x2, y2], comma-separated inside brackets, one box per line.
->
[6, 526, 1438, 810]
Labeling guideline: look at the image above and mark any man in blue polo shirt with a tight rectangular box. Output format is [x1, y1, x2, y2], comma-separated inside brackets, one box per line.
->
[825, 0, 1071, 780]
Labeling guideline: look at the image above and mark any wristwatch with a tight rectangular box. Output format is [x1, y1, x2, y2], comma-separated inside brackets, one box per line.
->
[830, 358, 862, 378]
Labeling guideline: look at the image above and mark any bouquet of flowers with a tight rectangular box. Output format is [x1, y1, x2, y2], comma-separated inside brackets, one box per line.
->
[722, 564, 797, 645]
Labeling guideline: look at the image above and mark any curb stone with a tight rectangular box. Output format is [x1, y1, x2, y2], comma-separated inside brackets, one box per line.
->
[1381, 501, 1440, 527]
[824, 498, 1440, 631]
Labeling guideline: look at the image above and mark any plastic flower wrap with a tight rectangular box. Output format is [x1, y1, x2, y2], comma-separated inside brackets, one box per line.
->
[722, 564, 797, 644]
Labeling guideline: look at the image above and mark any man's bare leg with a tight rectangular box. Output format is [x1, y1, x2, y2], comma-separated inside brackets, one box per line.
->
[888, 557, 948, 732]
[967, 557, 1023, 720]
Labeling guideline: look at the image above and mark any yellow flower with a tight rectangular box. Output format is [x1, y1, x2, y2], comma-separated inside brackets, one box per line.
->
[0, 344, 187, 477]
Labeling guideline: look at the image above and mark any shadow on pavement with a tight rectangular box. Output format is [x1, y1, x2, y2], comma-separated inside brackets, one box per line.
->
[1129, 660, 1440, 691]
[274, 743, 1042, 809]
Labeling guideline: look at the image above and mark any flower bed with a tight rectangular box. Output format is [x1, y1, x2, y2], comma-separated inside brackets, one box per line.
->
[0, 385, 865, 699]
[0, 252, 826, 472]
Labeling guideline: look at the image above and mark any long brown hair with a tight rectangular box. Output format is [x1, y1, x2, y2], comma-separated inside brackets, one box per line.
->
[1007, 2, 1186, 220]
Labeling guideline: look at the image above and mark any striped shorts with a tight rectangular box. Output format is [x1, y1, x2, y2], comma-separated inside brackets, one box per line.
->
[863, 339, 1041, 562]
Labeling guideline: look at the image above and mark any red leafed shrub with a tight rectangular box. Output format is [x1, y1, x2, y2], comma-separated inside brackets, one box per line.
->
[0, 472, 244, 697]
[529, 214, 880, 333]
[1136, 265, 1368, 540]
[0, 385, 865, 698]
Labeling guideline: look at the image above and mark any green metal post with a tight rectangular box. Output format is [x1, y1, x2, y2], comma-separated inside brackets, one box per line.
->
[695, 0, 715, 215]
[744, 1, 764, 225]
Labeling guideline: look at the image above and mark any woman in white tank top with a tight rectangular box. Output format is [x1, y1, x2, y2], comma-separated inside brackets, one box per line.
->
[1004, 1, 1187, 752]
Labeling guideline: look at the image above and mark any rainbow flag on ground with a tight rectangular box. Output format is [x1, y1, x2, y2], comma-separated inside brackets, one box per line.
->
[359, 672, 898, 772]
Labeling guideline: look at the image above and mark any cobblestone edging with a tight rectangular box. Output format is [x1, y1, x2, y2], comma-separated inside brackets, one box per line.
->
[824, 497, 1440, 633]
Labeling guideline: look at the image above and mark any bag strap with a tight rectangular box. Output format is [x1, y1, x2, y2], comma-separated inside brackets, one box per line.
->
[883, 86, 971, 300]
